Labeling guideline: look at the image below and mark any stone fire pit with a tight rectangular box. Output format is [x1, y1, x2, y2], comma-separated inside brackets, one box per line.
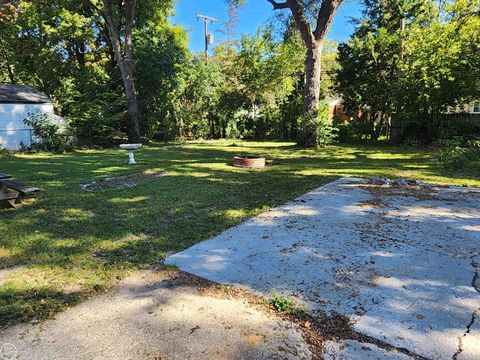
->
[233, 156, 266, 169]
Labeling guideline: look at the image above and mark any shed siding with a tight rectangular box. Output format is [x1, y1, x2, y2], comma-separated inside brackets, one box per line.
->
[0, 103, 57, 150]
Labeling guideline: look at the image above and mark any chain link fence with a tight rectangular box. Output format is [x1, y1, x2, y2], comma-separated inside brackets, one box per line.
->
[0, 128, 34, 149]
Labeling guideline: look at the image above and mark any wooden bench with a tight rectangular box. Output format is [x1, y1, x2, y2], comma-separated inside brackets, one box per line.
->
[0, 177, 41, 209]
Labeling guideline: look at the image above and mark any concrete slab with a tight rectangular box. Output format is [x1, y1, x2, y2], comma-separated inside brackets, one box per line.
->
[323, 339, 413, 360]
[166, 178, 480, 359]
[458, 309, 480, 360]
[0, 271, 311, 360]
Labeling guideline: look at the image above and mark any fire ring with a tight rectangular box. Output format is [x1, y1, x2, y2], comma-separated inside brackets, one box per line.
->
[233, 156, 266, 169]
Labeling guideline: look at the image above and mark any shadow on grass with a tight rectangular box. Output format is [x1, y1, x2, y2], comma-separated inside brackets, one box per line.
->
[0, 141, 478, 326]
[0, 286, 86, 328]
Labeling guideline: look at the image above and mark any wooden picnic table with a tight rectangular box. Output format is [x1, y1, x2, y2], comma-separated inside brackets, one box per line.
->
[0, 173, 12, 193]
[0, 173, 40, 208]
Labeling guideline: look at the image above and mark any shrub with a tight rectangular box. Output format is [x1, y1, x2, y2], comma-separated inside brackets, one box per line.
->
[436, 137, 480, 169]
[318, 102, 338, 146]
[334, 120, 355, 143]
[318, 117, 339, 146]
[23, 111, 72, 152]
[297, 104, 338, 147]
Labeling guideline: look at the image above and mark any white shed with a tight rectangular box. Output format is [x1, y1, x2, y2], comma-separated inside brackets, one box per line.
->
[0, 84, 65, 150]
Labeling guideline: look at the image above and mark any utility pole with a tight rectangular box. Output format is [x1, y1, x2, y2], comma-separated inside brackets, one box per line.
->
[196, 13, 218, 61]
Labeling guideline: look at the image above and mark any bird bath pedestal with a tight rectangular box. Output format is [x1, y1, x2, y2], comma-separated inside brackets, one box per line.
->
[120, 144, 142, 165]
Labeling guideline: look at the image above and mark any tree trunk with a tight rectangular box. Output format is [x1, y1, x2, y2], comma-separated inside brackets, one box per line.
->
[7, 64, 15, 84]
[304, 41, 323, 113]
[101, 0, 141, 143]
[266, 0, 342, 147]
[208, 112, 215, 139]
[121, 61, 140, 142]
[298, 40, 323, 147]
[369, 112, 376, 141]
[74, 43, 86, 68]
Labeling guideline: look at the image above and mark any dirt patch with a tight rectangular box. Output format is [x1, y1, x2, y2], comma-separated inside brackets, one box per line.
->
[0, 269, 312, 360]
[160, 271, 428, 359]
[81, 170, 166, 192]
[158, 271, 331, 359]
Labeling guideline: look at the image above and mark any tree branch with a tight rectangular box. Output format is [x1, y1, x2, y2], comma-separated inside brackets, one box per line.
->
[289, 0, 314, 46]
[124, 0, 136, 61]
[266, 0, 343, 45]
[102, 0, 124, 67]
[86, 0, 101, 12]
[313, 0, 343, 40]
[265, 0, 290, 10]
[267, 0, 314, 46]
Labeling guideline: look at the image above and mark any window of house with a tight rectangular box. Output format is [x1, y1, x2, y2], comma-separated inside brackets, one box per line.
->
[473, 101, 480, 113]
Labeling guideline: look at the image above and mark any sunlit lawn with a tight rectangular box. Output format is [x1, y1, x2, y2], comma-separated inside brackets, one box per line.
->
[0, 140, 479, 327]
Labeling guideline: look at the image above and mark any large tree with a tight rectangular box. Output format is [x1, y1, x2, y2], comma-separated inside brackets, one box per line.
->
[89, 0, 140, 142]
[89, 0, 173, 142]
[265, 0, 343, 147]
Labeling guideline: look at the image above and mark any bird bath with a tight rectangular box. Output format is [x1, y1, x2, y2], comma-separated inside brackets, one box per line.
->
[120, 144, 142, 165]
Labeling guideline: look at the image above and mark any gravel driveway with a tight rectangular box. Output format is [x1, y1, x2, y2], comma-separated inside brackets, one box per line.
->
[167, 178, 480, 359]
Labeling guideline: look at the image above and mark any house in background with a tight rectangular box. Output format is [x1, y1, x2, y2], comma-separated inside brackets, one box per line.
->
[328, 98, 480, 122]
[447, 101, 480, 114]
[0, 84, 65, 150]
[326, 98, 354, 122]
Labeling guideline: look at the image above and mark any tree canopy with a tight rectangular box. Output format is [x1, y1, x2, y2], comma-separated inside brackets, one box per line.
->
[0, 0, 478, 145]
[336, 0, 480, 142]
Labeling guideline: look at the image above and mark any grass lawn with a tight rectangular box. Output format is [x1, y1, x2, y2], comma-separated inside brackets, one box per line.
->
[1, 140, 479, 327]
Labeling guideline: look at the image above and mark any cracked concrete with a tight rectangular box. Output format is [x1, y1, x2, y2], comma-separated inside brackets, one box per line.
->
[167, 177, 480, 359]
[457, 309, 480, 360]
[455, 261, 480, 360]
[323, 339, 414, 360]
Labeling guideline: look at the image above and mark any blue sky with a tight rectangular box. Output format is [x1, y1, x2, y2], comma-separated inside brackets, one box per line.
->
[171, 0, 362, 54]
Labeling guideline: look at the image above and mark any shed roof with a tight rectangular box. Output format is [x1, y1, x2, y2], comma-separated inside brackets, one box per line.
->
[0, 84, 52, 104]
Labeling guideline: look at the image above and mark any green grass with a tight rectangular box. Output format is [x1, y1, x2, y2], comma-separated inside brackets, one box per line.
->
[0, 140, 479, 327]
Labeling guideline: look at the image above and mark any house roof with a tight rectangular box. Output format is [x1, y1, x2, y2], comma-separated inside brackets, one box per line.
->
[0, 84, 52, 104]
[324, 97, 343, 105]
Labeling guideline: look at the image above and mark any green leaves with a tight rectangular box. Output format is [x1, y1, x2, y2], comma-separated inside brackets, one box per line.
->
[336, 0, 480, 142]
